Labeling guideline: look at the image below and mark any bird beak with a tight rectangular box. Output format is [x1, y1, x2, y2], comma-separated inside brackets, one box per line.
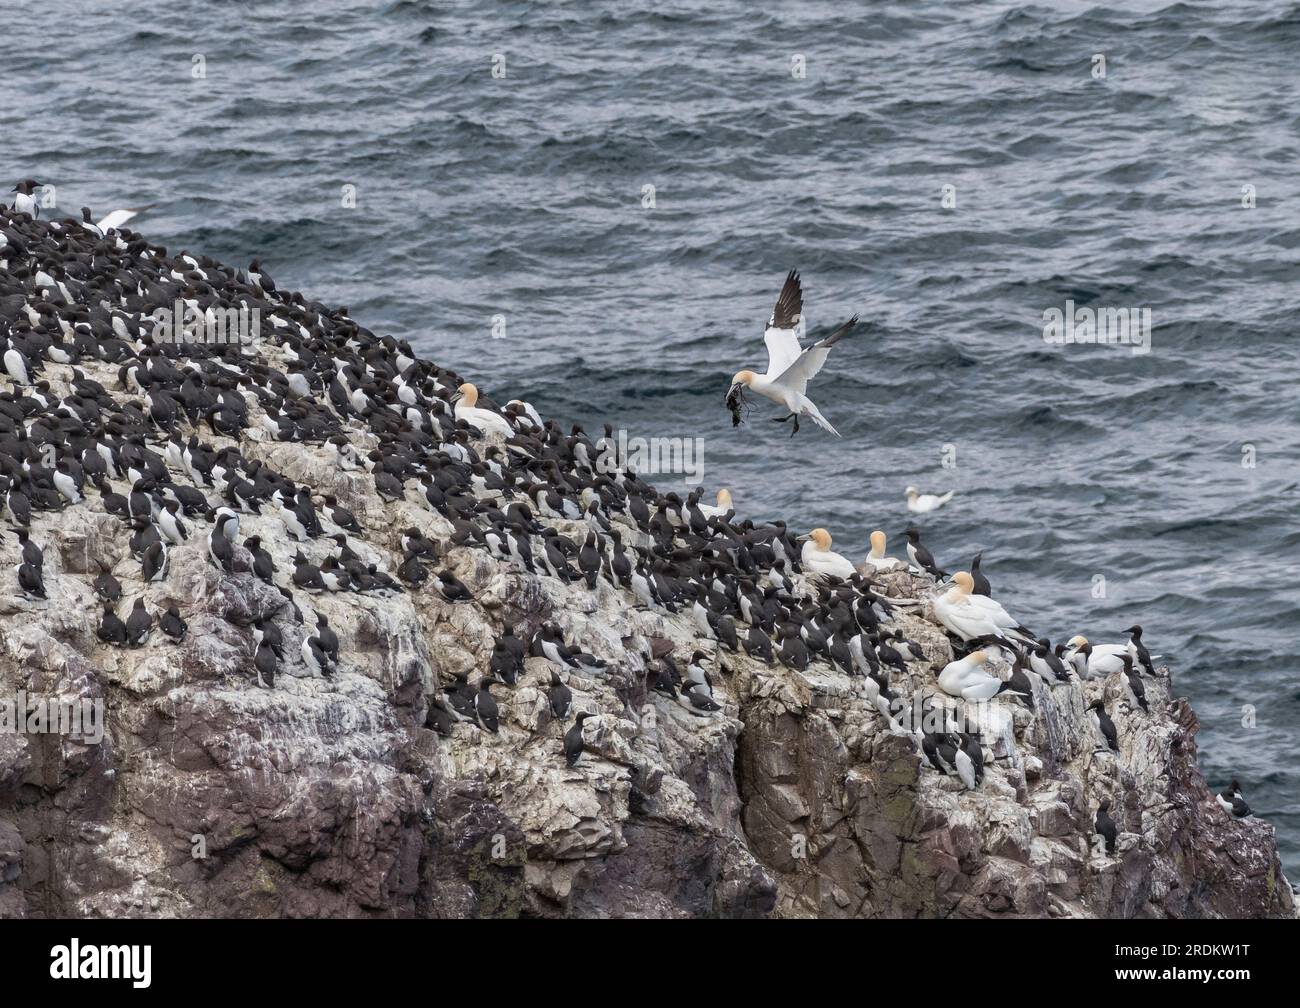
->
[796, 534, 810, 543]
[450, 390, 462, 404]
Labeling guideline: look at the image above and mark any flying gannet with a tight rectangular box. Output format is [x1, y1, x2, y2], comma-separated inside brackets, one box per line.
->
[726, 270, 858, 437]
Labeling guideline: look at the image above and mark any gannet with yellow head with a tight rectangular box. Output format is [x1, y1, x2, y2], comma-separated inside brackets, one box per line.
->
[699, 488, 734, 519]
[452, 382, 512, 439]
[861, 529, 900, 572]
[797, 527, 856, 580]
[725, 270, 858, 437]
[1064, 634, 1127, 679]
[933, 572, 1034, 643]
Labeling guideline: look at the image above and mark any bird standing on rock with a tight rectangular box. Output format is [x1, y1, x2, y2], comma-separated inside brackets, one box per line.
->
[902, 528, 946, 580]
[564, 711, 595, 766]
[254, 641, 278, 688]
[16, 561, 45, 600]
[160, 604, 187, 641]
[475, 679, 499, 733]
[798, 528, 855, 581]
[548, 670, 572, 721]
[124, 597, 152, 646]
[97, 602, 127, 645]
[1095, 798, 1118, 855]
[432, 570, 472, 602]
[1088, 700, 1120, 753]
[1216, 779, 1252, 819]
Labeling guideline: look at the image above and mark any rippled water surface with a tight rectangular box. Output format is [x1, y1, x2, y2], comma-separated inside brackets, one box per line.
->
[9, 0, 1299, 876]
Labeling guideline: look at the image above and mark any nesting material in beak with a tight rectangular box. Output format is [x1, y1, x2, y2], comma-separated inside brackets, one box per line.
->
[725, 383, 746, 427]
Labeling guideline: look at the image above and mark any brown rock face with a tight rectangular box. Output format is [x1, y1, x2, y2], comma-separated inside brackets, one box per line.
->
[0, 319, 1292, 922]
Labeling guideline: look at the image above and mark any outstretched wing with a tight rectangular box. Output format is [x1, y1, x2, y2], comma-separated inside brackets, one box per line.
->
[774, 315, 859, 394]
[761, 270, 803, 378]
[96, 204, 155, 233]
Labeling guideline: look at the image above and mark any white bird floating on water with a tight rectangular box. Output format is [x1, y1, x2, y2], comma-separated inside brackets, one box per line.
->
[798, 528, 856, 580]
[726, 270, 858, 437]
[905, 486, 954, 513]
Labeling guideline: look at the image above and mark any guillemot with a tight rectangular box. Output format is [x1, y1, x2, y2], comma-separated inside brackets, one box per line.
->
[1216, 779, 1252, 819]
[1095, 798, 1118, 855]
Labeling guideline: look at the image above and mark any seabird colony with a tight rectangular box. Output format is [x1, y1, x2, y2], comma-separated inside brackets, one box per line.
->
[0, 185, 1260, 859]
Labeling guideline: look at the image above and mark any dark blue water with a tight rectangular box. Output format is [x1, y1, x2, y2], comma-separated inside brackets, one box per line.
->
[10, 0, 1299, 877]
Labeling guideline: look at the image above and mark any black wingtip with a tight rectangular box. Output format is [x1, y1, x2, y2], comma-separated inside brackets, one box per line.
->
[820, 314, 860, 346]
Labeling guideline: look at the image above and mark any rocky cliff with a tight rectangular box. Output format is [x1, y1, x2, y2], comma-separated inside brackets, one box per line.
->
[0, 204, 1292, 918]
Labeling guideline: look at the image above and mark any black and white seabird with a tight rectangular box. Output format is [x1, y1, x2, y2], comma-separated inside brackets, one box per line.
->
[1216, 779, 1252, 819]
[292, 551, 325, 591]
[94, 567, 122, 603]
[16, 560, 46, 600]
[1095, 798, 1118, 855]
[16, 530, 42, 569]
[142, 539, 169, 582]
[244, 535, 276, 584]
[160, 604, 187, 642]
[970, 552, 991, 596]
[10, 179, 43, 218]
[313, 612, 339, 666]
[97, 602, 128, 645]
[254, 640, 278, 688]
[903, 528, 947, 579]
[1088, 699, 1120, 753]
[1119, 654, 1149, 714]
[474, 678, 499, 733]
[564, 711, 595, 766]
[301, 634, 333, 677]
[207, 526, 236, 573]
[124, 597, 153, 646]
[1122, 624, 1157, 677]
[432, 570, 472, 602]
[548, 670, 572, 721]
[489, 641, 519, 686]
